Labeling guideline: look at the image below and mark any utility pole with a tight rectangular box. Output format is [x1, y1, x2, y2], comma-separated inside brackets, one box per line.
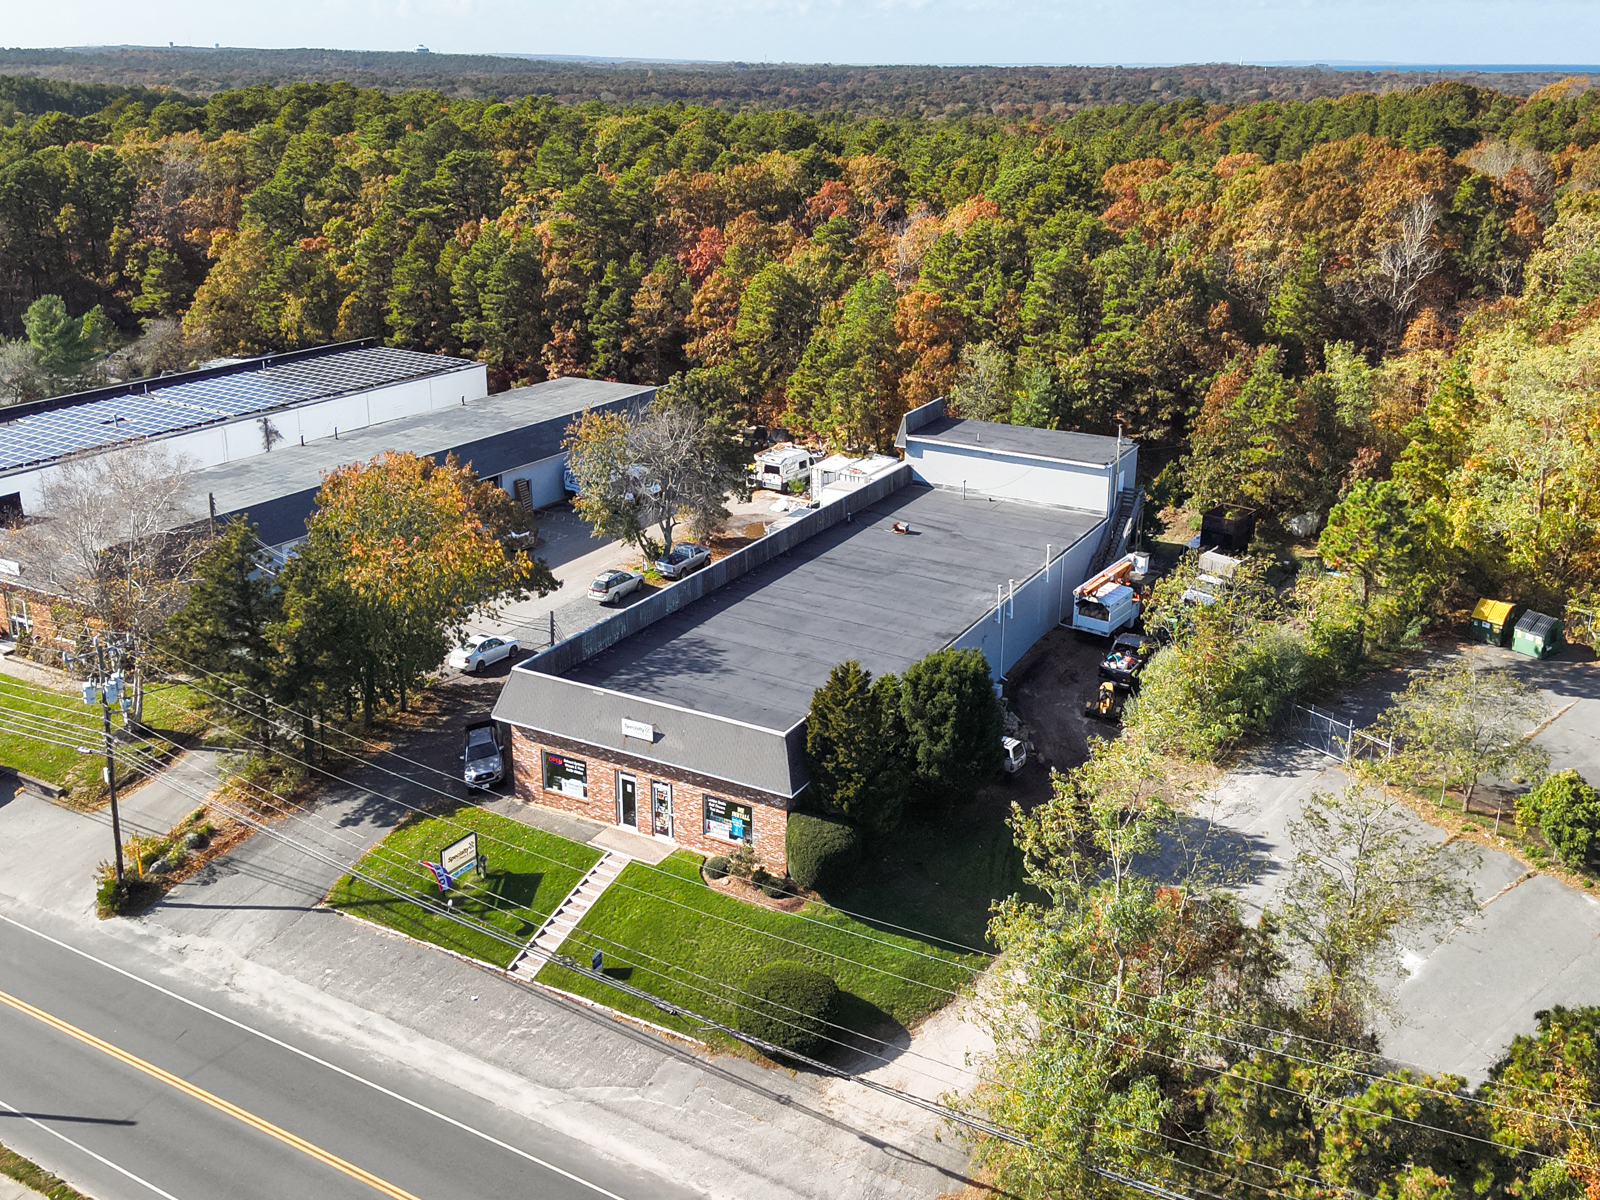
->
[68, 635, 132, 883]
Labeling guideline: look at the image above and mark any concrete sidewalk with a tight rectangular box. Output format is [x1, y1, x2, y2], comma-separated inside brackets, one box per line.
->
[0, 749, 222, 918]
[0, 679, 978, 1200]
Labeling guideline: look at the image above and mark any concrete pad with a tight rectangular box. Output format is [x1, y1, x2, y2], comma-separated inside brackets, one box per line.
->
[0, 1177, 48, 1200]
[591, 825, 677, 864]
[484, 795, 605, 845]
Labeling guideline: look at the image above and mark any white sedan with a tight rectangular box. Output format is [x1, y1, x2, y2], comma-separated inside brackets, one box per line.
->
[448, 635, 519, 674]
[587, 569, 645, 603]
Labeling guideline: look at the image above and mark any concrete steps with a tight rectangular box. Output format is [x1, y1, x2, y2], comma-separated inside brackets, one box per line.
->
[511, 850, 627, 976]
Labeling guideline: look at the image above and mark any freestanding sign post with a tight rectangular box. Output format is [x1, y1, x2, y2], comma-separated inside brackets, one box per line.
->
[440, 832, 480, 882]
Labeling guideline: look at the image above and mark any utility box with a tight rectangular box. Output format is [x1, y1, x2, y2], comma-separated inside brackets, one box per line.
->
[1200, 505, 1257, 553]
[1470, 598, 1521, 646]
[1512, 610, 1563, 659]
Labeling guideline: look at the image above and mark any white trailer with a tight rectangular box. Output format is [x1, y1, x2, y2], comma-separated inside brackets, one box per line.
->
[752, 445, 814, 492]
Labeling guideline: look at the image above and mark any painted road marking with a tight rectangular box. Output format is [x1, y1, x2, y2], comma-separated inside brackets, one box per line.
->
[0, 1096, 184, 1200]
[0, 912, 632, 1200]
[0, 988, 424, 1200]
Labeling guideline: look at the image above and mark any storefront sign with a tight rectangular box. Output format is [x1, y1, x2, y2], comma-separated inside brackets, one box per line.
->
[703, 794, 753, 845]
[620, 718, 654, 742]
[543, 751, 588, 799]
[0, 559, 18, 577]
[440, 831, 479, 880]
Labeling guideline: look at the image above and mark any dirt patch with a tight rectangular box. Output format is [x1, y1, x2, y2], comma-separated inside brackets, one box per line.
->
[702, 869, 811, 911]
[1008, 624, 1121, 779]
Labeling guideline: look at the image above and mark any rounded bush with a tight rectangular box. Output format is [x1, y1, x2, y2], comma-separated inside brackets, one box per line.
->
[785, 812, 862, 893]
[739, 961, 840, 1057]
[703, 855, 729, 881]
[1519, 769, 1600, 870]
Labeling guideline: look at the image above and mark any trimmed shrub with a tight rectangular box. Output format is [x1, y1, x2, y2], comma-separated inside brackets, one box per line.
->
[703, 855, 729, 881]
[785, 812, 862, 893]
[752, 869, 791, 898]
[95, 876, 158, 919]
[1518, 770, 1600, 870]
[740, 960, 840, 1056]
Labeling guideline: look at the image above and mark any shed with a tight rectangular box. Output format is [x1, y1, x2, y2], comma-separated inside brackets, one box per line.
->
[1512, 610, 1563, 659]
[1470, 598, 1520, 646]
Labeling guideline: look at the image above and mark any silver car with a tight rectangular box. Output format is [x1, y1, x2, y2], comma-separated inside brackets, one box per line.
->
[655, 542, 710, 579]
[588, 569, 645, 603]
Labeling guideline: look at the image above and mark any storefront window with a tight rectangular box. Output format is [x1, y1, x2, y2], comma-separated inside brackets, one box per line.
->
[702, 794, 753, 845]
[542, 751, 587, 799]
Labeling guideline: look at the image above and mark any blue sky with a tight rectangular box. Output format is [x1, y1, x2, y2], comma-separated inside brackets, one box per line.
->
[13, 0, 1600, 68]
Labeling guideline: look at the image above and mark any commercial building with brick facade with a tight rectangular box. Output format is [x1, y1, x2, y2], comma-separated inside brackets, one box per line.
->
[492, 400, 1140, 879]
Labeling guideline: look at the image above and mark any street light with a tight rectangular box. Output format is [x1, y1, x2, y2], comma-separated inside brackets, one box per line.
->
[66, 635, 134, 884]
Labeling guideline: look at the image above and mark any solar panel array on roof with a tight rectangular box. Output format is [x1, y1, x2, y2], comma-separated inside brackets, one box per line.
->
[0, 346, 473, 475]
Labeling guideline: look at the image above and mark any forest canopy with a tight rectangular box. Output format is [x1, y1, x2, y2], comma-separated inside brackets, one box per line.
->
[3, 72, 1600, 604]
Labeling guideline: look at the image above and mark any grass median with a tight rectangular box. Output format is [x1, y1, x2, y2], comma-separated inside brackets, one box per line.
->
[0, 673, 208, 803]
[324, 805, 601, 968]
[535, 851, 983, 1052]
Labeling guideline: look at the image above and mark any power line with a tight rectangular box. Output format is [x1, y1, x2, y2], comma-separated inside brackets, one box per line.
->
[13, 707, 1567, 1193]
[13, 664, 1583, 1148]
[28, 728, 1242, 1200]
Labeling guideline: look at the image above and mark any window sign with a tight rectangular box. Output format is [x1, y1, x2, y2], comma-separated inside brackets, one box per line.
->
[702, 794, 753, 845]
[543, 751, 588, 799]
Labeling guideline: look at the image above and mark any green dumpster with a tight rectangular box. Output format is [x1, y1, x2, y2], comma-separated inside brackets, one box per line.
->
[1512, 610, 1562, 659]
[1470, 598, 1520, 647]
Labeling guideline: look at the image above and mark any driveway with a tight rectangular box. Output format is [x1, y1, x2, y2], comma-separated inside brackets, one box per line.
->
[1177, 640, 1600, 1084]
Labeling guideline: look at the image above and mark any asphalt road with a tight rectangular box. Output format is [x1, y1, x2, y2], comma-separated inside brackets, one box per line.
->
[0, 910, 694, 1200]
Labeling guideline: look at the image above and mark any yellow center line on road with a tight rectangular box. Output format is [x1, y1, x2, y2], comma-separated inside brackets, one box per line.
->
[0, 987, 426, 1200]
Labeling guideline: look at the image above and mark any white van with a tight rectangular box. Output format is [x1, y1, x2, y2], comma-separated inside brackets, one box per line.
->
[752, 446, 814, 493]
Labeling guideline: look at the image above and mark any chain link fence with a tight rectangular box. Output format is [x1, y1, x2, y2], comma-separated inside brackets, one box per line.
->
[1284, 702, 1394, 765]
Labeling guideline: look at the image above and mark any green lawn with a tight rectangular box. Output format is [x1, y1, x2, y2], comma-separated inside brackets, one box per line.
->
[833, 809, 1036, 952]
[535, 851, 983, 1052]
[325, 806, 602, 967]
[0, 673, 208, 801]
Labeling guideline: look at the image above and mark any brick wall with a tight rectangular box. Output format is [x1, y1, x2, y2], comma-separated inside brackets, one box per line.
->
[507, 725, 792, 876]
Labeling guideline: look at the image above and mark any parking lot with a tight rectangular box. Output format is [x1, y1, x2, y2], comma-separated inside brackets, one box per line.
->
[455, 491, 800, 662]
[1189, 639, 1600, 1082]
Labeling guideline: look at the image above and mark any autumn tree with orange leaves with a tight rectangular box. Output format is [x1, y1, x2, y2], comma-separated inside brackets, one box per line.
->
[291, 451, 554, 724]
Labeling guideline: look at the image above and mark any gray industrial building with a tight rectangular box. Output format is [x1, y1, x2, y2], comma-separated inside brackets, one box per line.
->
[185, 373, 655, 557]
[492, 398, 1140, 875]
[0, 340, 654, 641]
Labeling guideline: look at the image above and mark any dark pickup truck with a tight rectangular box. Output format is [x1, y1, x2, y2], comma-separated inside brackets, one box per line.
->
[461, 721, 505, 790]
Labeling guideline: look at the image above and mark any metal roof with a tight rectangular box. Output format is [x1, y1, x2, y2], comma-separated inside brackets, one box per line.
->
[493, 672, 805, 801]
[181, 376, 654, 546]
[0, 344, 479, 476]
[904, 415, 1129, 466]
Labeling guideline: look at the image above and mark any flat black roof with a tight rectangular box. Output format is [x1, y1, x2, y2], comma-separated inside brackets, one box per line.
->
[562, 484, 1102, 731]
[906, 416, 1128, 466]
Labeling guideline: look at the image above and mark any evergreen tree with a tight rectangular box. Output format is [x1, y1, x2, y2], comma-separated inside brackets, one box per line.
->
[803, 660, 905, 833]
[897, 648, 1004, 808]
[161, 518, 280, 740]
